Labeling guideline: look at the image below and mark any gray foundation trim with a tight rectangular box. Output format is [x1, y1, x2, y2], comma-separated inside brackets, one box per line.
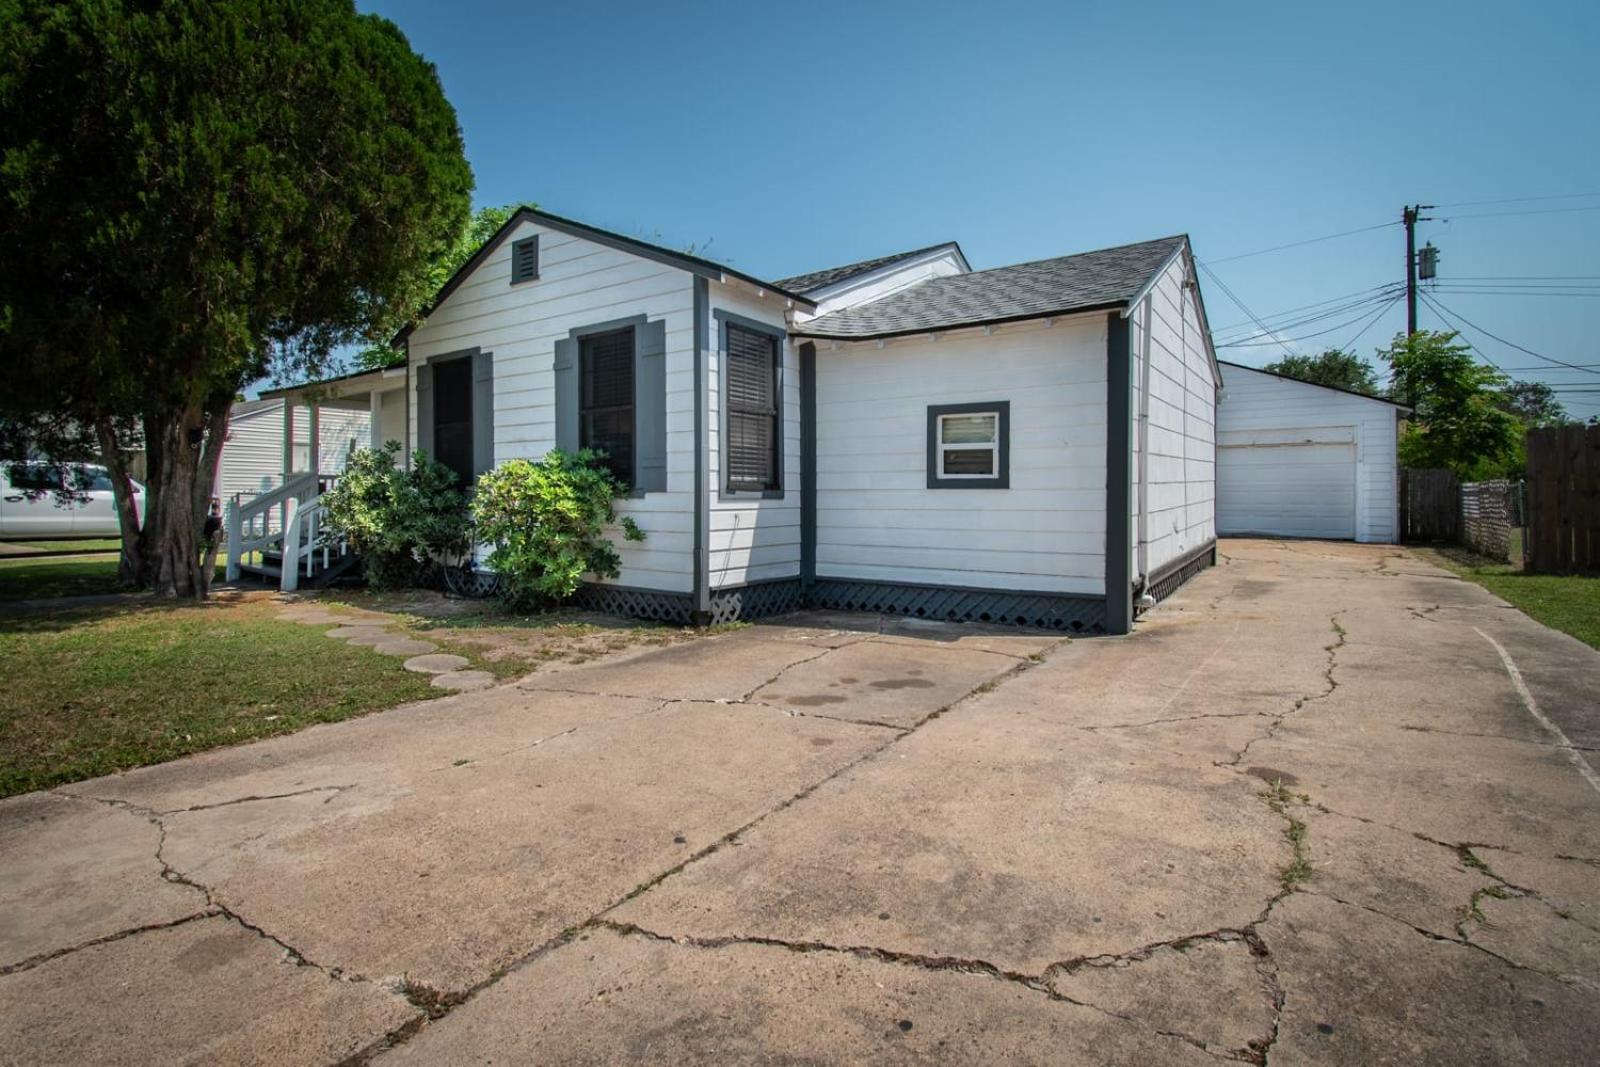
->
[713, 308, 786, 499]
[1105, 313, 1133, 636]
[799, 341, 817, 590]
[707, 577, 804, 625]
[1140, 540, 1216, 610]
[809, 578, 1107, 634]
[926, 401, 1010, 489]
[570, 583, 696, 626]
[693, 277, 710, 620]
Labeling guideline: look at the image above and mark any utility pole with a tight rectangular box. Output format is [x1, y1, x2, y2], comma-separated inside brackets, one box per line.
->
[1403, 203, 1435, 335]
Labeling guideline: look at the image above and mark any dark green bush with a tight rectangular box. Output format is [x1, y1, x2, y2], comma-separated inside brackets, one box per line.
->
[470, 449, 643, 608]
[319, 443, 471, 589]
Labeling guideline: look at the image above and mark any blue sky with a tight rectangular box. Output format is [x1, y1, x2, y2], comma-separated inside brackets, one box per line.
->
[361, 0, 1600, 418]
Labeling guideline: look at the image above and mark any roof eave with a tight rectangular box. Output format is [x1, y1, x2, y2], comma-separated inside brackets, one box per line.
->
[791, 301, 1128, 343]
[393, 208, 816, 346]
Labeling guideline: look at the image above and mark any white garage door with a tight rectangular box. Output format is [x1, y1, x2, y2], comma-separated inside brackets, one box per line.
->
[1218, 436, 1357, 540]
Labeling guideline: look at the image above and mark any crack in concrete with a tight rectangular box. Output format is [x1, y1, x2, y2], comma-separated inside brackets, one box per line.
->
[350, 656, 1048, 1063]
[1305, 889, 1592, 990]
[741, 699, 910, 733]
[1080, 710, 1271, 733]
[736, 645, 846, 703]
[1221, 611, 1347, 770]
[0, 910, 217, 977]
[594, 920, 1245, 1063]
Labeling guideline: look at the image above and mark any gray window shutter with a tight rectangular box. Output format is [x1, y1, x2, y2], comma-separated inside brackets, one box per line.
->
[472, 350, 494, 479]
[634, 319, 667, 492]
[415, 361, 434, 459]
[553, 337, 579, 453]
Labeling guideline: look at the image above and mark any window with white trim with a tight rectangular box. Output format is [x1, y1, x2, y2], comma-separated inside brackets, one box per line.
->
[926, 401, 1010, 489]
[937, 412, 999, 478]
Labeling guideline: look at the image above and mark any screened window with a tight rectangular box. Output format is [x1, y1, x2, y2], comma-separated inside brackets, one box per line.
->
[724, 323, 780, 492]
[580, 327, 635, 484]
[432, 356, 474, 489]
[938, 412, 998, 477]
[926, 401, 1009, 489]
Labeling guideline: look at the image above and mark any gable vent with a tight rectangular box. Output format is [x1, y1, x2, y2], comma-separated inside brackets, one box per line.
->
[510, 236, 539, 284]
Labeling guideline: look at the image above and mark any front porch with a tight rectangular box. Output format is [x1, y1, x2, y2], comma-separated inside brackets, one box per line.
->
[227, 365, 408, 590]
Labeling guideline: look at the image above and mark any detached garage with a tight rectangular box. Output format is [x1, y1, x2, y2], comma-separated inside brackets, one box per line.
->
[1217, 362, 1407, 543]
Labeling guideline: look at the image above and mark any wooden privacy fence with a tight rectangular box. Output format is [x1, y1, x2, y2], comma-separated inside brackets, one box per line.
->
[1525, 424, 1600, 574]
[1400, 468, 1459, 542]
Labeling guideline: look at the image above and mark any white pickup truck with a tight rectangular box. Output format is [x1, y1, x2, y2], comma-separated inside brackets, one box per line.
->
[0, 463, 143, 539]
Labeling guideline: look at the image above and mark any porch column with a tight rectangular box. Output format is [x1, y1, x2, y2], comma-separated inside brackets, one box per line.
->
[307, 403, 320, 481]
[281, 400, 294, 483]
[370, 390, 383, 449]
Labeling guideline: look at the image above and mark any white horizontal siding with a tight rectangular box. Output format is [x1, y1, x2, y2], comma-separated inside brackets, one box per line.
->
[707, 285, 801, 590]
[814, 315, 1108, 597]
[1132, 253, 1217, 579]
[1217, 363, 1400, 543]
[407, 219, 696, 594]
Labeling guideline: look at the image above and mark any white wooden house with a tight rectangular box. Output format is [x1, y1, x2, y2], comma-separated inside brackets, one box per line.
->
[219, 397, 376, 505]
[256, 209, 1221, 633]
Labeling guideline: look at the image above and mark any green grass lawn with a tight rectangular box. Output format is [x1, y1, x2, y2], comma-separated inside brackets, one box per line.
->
[0, 556, 130, 601]
[0, 538, 122, 552]
[0, 597, 460, 798]
[1415, 545, 1600, 650]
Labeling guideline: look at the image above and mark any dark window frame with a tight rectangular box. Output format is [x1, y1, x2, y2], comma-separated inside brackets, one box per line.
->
[510, 235, 540, 284]
[926, 401, 1010, 489]
[579, 325, 637, 486]
[715, 309, 785, 499]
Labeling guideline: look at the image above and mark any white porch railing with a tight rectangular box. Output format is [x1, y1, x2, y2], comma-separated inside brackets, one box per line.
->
[224, 472, 348, 591]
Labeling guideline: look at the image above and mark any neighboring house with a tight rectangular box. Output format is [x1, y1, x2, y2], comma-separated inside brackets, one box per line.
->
[1216, 362, 1407, 543]
[278, 208, 1221, 634]
[218, 397, 374, 504]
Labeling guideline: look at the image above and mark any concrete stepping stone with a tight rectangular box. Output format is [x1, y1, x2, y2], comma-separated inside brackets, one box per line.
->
[281, 611, 344, 626]
[325, 625, 393, 641]
[430, 670, 496, 692]
[370, 638, 438, 657]
[403, 653, 470, 675]
[344, 630, 397, 647]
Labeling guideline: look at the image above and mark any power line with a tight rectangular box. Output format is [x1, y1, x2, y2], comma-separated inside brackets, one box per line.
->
[1215, 289, 1404, 346]
[1441, 204, 1600, 221]
[1435, 192, 1600, 209]
[1210, 283, 1401, 335]
[1418, 292, 1505, 374]
[1195, 261, 1297, 358]
[1337, 294, 1404, 354]
[1422, 293, 1600, 376]
[1219, 294, 1404, 348]
[1204, 221, 1399, 266]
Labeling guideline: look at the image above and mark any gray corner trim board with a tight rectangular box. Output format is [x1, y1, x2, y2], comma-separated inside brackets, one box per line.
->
[926, 401, 1010, 490]
[799, 341, 817, 589]
[693, 277, 710, 619]
[713, 308, 786, 499]
[1104, 313, 1134, 636]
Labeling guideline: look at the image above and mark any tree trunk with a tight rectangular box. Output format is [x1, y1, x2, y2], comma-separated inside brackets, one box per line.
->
[95, 417, 146, 587]
[145, 398, 223, 599]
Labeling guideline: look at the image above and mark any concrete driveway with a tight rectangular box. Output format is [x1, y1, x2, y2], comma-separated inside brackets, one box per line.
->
[3, 539, 1598, 1065]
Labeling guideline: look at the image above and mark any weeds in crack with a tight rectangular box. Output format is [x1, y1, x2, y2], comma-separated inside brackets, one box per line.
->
[1261, 780, 1312, 893]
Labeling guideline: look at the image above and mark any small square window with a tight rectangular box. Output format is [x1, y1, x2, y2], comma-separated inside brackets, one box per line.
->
[927, 402, 1009, 489]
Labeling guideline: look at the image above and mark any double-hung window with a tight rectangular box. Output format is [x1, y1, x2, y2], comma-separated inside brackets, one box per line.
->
[927, 401, 1010, 489]
[724, 322, 781, 493]
[579, 326, 635, 484]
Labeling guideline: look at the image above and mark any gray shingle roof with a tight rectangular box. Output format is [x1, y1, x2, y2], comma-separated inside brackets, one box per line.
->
[792, 235, 1188, 340]
[773, 241, 961, 294]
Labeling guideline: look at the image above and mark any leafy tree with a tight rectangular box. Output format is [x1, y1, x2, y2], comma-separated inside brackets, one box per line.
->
[1494, 380, 1566, 427]
[1381, 331, 1521, 479]
[0, 0, 472, 597]
[1263, 349, 1381, 395]
[352, 202, 532, 371]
